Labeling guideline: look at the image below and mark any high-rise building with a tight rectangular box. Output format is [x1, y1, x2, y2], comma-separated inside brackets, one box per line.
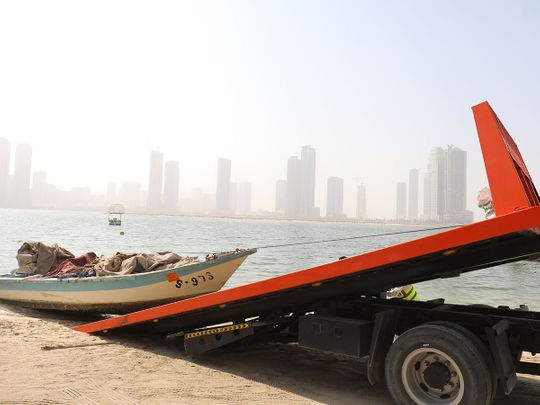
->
[356, 184, 367, 219]
[216, 158, 231, 215]
[300, 145, 316, 218]
[163, 161, 180, 213]
[445, 145, 470, 223]
[237, 182, 252, 215]
[396, 182, 407, 220]
[423, 145, 471, 223]
[275, 180, 287, 214]
[326, 177, 344, 219]
[147, 150, 164, 212]
[0, 138, 9, 207]
[446, 146, 466, 213]
[283, 146, 317, 219]
[285, 156, 301, 217]
[408, 169, 419, 220]
[423, 147, 446, 221]
[12, 143, 32, 208]
[106, 182, 117, 203]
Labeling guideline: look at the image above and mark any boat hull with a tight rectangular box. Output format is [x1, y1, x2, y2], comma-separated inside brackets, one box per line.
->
[0, 250, 254, 313]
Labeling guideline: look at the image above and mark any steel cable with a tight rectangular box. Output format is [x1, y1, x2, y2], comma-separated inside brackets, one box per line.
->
[254, 224, 462, 250]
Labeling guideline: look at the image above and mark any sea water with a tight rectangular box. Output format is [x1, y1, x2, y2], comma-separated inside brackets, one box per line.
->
[1, 208, 538, 310]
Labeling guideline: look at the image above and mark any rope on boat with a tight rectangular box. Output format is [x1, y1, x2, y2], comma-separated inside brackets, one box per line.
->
[254, 224, 462, 250]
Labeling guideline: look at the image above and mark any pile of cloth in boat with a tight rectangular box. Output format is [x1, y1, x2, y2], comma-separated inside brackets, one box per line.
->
[12, 241, 199, 279]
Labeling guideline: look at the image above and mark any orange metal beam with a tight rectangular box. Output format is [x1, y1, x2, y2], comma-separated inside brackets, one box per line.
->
[473, 101, 540, 215]
[74, 206, 540, 334]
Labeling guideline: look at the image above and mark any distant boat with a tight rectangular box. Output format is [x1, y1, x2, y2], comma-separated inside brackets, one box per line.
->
[0, 249, 255, 313]
[108, 204, 125, 226]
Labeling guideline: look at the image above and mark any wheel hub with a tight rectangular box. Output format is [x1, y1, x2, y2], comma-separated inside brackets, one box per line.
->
[423, 362, 451, 389]
[402, 348, 463, 403]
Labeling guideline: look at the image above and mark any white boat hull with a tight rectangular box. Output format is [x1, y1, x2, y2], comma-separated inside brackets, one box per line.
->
[0, 250, 254, 313]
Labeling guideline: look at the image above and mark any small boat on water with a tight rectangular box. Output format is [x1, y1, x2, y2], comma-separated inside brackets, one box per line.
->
[0, 249, 255, 313]
[108, 204, 125, 226]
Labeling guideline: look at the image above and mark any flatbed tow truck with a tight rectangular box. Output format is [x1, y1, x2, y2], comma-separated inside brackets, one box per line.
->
[74, 102, 540, 405]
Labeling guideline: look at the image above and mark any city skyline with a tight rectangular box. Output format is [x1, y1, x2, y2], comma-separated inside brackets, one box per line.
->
[0, 137, 475, 222]
[394, 145, 471, 224]
[0, 136, 490, 220]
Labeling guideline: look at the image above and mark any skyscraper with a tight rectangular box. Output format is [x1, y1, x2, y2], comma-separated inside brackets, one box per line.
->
[0, 138, 10, 207]
[446, 146, 466, 212]
[356, 184, 367, 219]
[216, 158, 231, 215]
[423, 147, 446, 221]
[326, 177, 344, 219]
[300, 145, 316, 218]
[285, 156, 301, 217]
[408, 168, 419, 220]
[163, 161, 180, 213]
[147, 150, 164, 212]
[423, 145, 471, 223]
[283, 146, 317, 219]
[275, 180, 287, 214]
[396, 182, 407, 220]
[12, 143, 32, 208]
[445, 145, 470, 223]
[237, 182, 252, 215]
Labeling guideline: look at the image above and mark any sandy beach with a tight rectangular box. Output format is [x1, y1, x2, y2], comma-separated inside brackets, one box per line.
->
[1, 303, 540, 405]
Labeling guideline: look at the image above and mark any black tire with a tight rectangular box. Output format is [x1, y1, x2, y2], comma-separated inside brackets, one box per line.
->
[428, 321, 498, 404]
[385, 324, 492, 405]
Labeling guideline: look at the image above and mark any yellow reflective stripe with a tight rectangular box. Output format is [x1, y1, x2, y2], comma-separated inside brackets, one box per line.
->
[400, 286, 414, 299]
[185, 323, 249, 340]
[408, 291, 418, 301]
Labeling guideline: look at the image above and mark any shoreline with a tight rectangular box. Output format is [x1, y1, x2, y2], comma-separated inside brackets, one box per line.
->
[0, 206, 460, 227]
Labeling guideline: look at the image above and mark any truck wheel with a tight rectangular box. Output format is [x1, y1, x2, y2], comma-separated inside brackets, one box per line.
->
[385, 324, 492, 405]
[428, 321, 498, 403]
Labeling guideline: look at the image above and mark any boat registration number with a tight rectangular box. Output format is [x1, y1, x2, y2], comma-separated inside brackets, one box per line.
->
[174, 272, 214, 289]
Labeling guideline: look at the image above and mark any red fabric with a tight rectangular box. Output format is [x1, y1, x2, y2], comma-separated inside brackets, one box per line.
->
[44, 252, 98, 278]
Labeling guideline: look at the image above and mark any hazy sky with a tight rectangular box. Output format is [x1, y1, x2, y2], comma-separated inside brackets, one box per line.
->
[1, 1, 539, 218]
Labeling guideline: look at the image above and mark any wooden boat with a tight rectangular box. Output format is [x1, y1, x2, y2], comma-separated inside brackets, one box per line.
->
[0, 249, 255, 313]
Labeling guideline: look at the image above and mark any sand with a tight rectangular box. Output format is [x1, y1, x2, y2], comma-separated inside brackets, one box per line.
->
[1, 304, 540, 405]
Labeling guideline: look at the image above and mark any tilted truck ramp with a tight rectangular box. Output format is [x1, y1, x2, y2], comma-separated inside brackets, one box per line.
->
[74, 101, 540, 335]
